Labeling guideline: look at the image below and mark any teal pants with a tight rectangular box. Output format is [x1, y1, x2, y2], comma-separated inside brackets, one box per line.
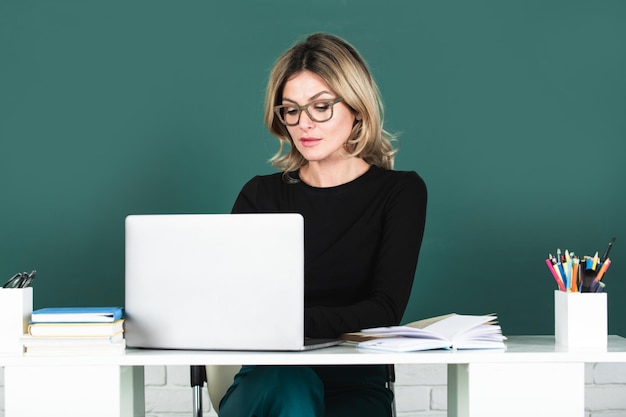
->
[219, 365, 393, 417]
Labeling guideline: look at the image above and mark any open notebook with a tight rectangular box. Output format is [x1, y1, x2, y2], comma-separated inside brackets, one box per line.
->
[124, 213, 341, 351]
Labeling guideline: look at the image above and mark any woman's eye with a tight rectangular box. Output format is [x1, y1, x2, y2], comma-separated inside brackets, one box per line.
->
[285, 108, 299, 115]
[313, 104, 330, 112]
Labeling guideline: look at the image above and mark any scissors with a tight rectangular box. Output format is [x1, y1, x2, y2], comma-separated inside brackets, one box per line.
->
[2, 270, 36, 288]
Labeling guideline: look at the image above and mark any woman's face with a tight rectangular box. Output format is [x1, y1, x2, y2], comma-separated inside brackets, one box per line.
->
[280, 71, 356, 165]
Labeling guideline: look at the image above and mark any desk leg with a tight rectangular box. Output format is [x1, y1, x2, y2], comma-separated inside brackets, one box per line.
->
[5, 364, 145, 417]
[448, 362, 584, 417]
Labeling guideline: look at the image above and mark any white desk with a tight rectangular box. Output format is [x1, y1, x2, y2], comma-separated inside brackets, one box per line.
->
[3, 335, 626, 417]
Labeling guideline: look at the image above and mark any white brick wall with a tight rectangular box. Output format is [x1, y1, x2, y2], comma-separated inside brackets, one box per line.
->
[2, 364, 626, 416]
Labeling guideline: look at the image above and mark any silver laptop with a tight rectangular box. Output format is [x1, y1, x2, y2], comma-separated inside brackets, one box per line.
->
[124, 213, 341, 351]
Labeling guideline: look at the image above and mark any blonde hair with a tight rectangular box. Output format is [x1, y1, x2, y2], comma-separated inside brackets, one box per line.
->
[264, 33, 397, 174]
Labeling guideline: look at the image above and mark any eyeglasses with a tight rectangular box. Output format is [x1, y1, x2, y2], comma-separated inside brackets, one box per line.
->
[274, 98, 344, 126]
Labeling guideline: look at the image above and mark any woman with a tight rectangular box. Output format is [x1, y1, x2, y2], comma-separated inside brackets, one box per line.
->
[219, 33, 427, 417]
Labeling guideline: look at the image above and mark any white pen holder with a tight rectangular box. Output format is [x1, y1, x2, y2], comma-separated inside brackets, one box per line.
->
[0, 287, 33, 354]
[554, 290, 607, 349]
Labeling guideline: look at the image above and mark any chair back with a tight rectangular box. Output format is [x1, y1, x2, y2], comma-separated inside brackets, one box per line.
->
[206, 365, 241, 414]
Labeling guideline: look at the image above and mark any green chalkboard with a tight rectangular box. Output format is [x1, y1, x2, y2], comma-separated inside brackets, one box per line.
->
[2, 0, 625, 335]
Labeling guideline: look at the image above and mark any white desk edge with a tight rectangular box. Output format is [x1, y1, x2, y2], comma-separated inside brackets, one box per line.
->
[2, 335, 626, 367]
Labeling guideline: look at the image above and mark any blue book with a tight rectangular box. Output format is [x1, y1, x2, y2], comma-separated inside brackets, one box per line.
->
[31, 307, 123, 323]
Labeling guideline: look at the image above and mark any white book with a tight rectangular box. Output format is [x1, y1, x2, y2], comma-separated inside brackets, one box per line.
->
[343, 314, 507, 352]
[28, 319, 124, 337]
[23, 339, 126, 356]
[31, 307, 123, 323]
[21, 332, 124, 346]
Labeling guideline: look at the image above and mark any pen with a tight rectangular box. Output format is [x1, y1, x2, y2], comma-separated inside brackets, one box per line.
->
[564, 250, 572, 288]
[592, 252, 599, 271]
[545, 259, 566, 291]
[550, 254, 559, 267]
[571, 257, 579, 292]
[601, 237, 616, 262]
[596, 259, 611, 281]
[557, 262, 568, 290]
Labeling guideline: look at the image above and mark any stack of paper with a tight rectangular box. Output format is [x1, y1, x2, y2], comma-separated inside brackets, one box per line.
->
[23, 307, 126, 355]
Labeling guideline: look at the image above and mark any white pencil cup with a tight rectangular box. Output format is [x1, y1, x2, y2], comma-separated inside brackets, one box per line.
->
[554, 290, 607, 349]
[0, 287, 33, 354]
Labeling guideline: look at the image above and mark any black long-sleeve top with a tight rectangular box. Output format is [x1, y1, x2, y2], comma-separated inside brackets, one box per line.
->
[232, 165, 427, 339]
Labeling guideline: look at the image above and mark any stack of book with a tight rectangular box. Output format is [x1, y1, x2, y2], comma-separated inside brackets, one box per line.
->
[22, 306, 125, 355]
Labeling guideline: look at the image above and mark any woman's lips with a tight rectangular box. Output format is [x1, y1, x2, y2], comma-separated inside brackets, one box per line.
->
[300, 137, 321, 147]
